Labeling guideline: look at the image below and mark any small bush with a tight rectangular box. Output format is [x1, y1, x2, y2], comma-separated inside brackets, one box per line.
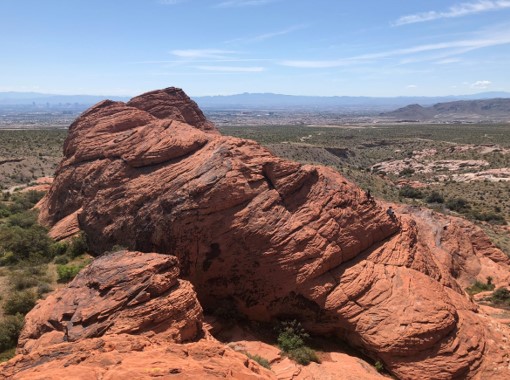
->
[54, 255, 69, 265]
[7, 210, 37, 228]
[0, 314, 24, 352]
[277, 320, 308, 352]
[277, 320, 319, 366]
[4, 290, 37, 316]
[399, 168, 415, 177]
[375, 360, 384, 373]
[287, 346, 320, 365]
[246, 353, 271, 369]
[10, 275, 38, 291]
[466, 279, 495, 295]
[491, 288, 510, 305]
[398, 186, 423, 199]
[56, 264, 82, 283]
[67, 233, 88, 258]
[426, 191, 444, 204]
[446, 198, 470, 213]
[37, 282, 53, 297]
[49, 241, 68, 258]
[471, 211, 506, 225]
[0, 224, 52, 263]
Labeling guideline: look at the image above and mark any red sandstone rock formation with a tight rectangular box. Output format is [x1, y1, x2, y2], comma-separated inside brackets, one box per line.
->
[1, 251, 273, 379]
[18, 251, 203, 354]
[30, 88, 510, 379]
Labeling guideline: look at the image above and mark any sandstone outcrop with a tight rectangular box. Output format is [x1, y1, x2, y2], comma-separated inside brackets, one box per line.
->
[18, 250, 202, 354]
[31, 87, 510, 379]
[1, 250, 273, 379]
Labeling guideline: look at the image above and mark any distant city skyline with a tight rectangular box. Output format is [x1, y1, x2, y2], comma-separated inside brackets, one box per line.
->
[1, 0, 510, 97]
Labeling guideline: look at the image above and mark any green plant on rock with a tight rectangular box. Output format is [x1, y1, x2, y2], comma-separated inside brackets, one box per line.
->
[466, 278, 495, 295]
[491, 287, 510, 306]
[246, 353, 271, 369]
[374, 360, 384, 373]
[277, 320, 319, 366]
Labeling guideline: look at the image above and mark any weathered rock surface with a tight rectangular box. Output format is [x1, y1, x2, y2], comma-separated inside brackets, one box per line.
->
[18, 250, 203, 354]
[1, 334, 275, 380]
[35, 88, 510, 379]
[229, 340, 386, 380]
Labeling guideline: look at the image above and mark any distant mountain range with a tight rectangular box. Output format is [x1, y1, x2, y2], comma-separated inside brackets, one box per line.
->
[194, 92, 510, 111]
[380, 98, 510, 121]
[1, 91, 509, 112]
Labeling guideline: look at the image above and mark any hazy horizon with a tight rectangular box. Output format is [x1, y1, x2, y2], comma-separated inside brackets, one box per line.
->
[2, 0, 510, 97]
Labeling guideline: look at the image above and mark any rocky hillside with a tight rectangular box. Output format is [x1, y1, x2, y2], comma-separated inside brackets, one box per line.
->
[381, 98, 510, 121]
[2, 87, 510, 379]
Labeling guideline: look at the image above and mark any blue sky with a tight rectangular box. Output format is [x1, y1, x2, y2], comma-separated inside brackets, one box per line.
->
[1, 0, 510, 96]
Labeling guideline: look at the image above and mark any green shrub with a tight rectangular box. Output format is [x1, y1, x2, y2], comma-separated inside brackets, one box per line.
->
[0, 224, 52, 263]
[0, 314, 24, 352]
[287, 346, 319, 365]
[37, 283, 53, 297]
[277, 320, 307, 352]
[426, 191, 444, 204]
[56, 264, 82, 283]
[471, 211, 506, 225]
[491, 288, 510, 305]
[398, 186, 423, 199]
[375, 360, 384, 373]
[399, 168, 415, 177]
[7, 210, 37, 228]
[277, 320, 319, 366]
[54, 255, 69, 265]
[67, 233, 88, 258]
[466, 279, 495, 295]
[10, 275, 38, 291]
[4, 290, 37, 315]
[446, 198, 470, 213]
[246, 353, 271, 369]
[49, 241, 68, 258]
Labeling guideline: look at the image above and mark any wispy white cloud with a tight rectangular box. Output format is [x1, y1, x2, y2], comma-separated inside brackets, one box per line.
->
[407, 84, 417, 88]
[195, 65, 265, 72]
[434, 58, 463, 64]
[215, 0, 278, 8]
[394, 0, 510, 26]
[470, 80, 492, 88]
[226, 24, 306, 44]
[280, 29, 510, 68]
[170, 49, 237, 59]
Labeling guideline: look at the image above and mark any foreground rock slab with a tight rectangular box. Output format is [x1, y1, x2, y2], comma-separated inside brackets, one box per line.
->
[1, 335, 275, 380]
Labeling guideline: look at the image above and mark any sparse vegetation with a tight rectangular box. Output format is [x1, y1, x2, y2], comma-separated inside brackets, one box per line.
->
[466, 277, 495, 295]
[491, 287, 510, 306]
[246, 352, 271, 369]
[277, 320, 320, 365]
[446, 198, 471, 213]
[399, 186, 423, 199]
[4, 290, 37, 316]
[56, 264, 83, 283]
[0, 189, 91, 360]
[0, 314, 24, 355]
[426, 191, 444, 204]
